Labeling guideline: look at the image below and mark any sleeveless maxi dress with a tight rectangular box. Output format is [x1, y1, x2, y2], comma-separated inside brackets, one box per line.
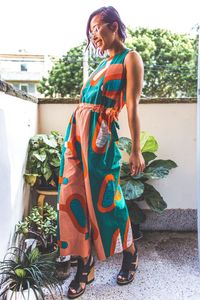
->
[57, 48, 134, 261]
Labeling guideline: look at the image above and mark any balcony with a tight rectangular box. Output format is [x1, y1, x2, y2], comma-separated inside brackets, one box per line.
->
[0, 80, 198, 299]
[1, 71, 42, 82]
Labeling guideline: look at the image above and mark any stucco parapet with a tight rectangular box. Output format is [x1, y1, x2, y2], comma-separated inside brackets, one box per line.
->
[38, 97, 197, 104]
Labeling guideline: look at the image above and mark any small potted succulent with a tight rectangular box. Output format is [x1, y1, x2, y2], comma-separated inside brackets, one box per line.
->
[0, 244, 62, 300]
[119, 131, 177, 236]
[24, 131, 63, 190]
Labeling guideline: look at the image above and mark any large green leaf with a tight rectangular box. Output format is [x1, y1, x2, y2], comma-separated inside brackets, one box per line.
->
[118, 137, 132, 155]
[148, 159, 178, 169]
[143, 183, 167, 213]
[120, 162, 130, 177]
[121, 179, 144, 200]
[142, 152, 157, 165]
[140, 131, 158, 153]
[127, 201, 146, 224]
[131, 172, 145, 180]
[143, 166, 169, 179]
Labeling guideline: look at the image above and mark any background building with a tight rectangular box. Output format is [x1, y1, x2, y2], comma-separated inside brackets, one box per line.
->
[0, 50, 54, 97]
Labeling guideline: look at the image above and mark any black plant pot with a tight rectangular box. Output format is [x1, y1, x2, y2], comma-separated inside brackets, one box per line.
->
[36, 170, 59, 191]
[55, 260, 71, 281]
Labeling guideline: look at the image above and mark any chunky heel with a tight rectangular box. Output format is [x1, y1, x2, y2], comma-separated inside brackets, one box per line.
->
[87, 265, 95, 284]
[67, 255, 95, 299]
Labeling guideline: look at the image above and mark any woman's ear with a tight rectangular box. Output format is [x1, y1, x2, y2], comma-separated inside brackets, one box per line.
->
[111, 21, 119, 33]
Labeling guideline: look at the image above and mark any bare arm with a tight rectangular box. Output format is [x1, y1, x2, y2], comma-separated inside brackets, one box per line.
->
[125, 50, 145, 175]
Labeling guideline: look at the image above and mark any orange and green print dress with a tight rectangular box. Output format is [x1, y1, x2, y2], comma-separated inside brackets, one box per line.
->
[57, 48, 133, 261]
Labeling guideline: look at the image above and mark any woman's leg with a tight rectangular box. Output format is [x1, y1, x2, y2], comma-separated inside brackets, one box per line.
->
[67, 252, 95, 299]
[125, 242, 136, 255]
[117, 241, 138, 285]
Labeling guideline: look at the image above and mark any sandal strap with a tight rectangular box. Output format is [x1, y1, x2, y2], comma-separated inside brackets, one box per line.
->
[74, 255, 94, 283]
[69, 279, 83, 293]
[121, 247, 138, 272]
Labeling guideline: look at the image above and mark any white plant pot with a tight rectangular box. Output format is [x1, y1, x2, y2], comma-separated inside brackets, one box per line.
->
[7, 289, 39, 300]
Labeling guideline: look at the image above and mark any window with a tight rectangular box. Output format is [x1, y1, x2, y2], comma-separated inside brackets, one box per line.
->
[21, 64, 27, 71]
[29, 84, 36, 93]
[20, 84, 28, 93]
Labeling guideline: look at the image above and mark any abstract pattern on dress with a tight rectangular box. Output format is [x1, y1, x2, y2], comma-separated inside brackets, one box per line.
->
[57, 48, 133, 261]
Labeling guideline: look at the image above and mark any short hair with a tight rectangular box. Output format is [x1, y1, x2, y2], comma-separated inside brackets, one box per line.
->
[86, 6, 127, 49]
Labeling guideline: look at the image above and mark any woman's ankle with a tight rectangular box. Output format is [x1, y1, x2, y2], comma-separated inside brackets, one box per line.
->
[124, 243, 136, 255]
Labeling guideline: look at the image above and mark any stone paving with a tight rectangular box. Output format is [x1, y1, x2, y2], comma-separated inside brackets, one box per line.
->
[51, 231, 200, 300]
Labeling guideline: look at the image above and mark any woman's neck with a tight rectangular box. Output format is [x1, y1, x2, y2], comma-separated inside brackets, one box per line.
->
[107, 41, 126, 58]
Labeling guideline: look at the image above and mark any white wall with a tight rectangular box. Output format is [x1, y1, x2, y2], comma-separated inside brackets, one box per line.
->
[38, 102, 197, 210]
[0, 92, 38, 260]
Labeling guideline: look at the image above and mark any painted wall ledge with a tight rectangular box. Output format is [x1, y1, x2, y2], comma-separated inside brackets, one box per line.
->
[38, 97, 197, 104]
[0, 79, 197, 104]
[0, 80, 38, 103]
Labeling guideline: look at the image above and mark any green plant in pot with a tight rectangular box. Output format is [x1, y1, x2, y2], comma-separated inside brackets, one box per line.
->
[15, 203, 70, 281]
[119, 131, 177, 233]
[16, 203, 57, 254]
[24, 131, 63, 190]
[0, 244, 62, 300]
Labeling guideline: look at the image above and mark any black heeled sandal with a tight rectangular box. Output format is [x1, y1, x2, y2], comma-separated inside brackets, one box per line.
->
[67, 255, 95, 299]
[117, 245, 138, 285]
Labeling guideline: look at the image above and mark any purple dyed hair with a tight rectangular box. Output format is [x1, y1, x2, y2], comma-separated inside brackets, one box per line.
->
[86, 6, 127, 49]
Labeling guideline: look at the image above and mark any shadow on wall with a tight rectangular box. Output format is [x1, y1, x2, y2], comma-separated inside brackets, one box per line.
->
[0, 109, 12, 260]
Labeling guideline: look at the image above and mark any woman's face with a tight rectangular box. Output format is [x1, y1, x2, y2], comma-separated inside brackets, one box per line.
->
[89, 14, 116, 52]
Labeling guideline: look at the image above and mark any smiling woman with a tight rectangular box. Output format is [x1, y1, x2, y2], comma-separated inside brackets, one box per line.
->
[57, 6, 145, 299]
[86, 6, 127, 56]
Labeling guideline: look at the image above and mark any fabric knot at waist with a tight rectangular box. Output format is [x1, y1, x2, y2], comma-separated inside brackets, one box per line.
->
[76, 103, 120, 133]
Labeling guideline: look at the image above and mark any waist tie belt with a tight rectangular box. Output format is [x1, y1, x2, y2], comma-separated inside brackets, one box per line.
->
[76, 103, 120, 137]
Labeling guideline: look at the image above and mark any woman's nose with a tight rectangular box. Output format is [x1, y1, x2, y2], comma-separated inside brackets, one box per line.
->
[93, 35, 98, 41]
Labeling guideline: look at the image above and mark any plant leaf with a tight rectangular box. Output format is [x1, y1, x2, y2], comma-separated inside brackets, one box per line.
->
[120, 162, 130, 178]
[148, 159, 178, 169]
[127, 201, 146, 224]
[140, 131, 158, 153]
[50, 158, 60, 168]
[33, 153, 47, 162]
[118, 137, 132, 155]
[143, 183, 167, 213]
[143, 166, 170, 179]
[142, 152, 157, 165]
[121, 179, 144, 200]
[24, 174, 39, 186]
[42, 135, 57, 148]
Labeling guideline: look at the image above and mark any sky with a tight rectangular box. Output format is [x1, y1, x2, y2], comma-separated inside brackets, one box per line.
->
[0, 0, 199, 56]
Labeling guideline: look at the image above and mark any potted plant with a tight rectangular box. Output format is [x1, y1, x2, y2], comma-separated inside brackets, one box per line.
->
[16, 203, 57, 254]
[119, 131, 177, 232]
[24, 131, 63, 190]
[15, 203, 70, 280]
[0, 244, 62, 300]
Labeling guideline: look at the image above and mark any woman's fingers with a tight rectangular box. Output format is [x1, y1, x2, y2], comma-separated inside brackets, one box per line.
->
[130, 163, 145, 176]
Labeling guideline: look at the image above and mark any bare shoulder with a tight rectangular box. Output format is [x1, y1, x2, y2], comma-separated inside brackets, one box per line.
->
[124, 50, 143, 68]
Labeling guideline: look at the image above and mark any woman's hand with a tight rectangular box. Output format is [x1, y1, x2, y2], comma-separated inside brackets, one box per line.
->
[129, 151, 145, 176]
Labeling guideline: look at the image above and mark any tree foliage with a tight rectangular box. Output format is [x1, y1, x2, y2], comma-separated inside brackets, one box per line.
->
[38, 45, 84, 97]
[38, 28, 198, 98]
[126, 27, 198, 97]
